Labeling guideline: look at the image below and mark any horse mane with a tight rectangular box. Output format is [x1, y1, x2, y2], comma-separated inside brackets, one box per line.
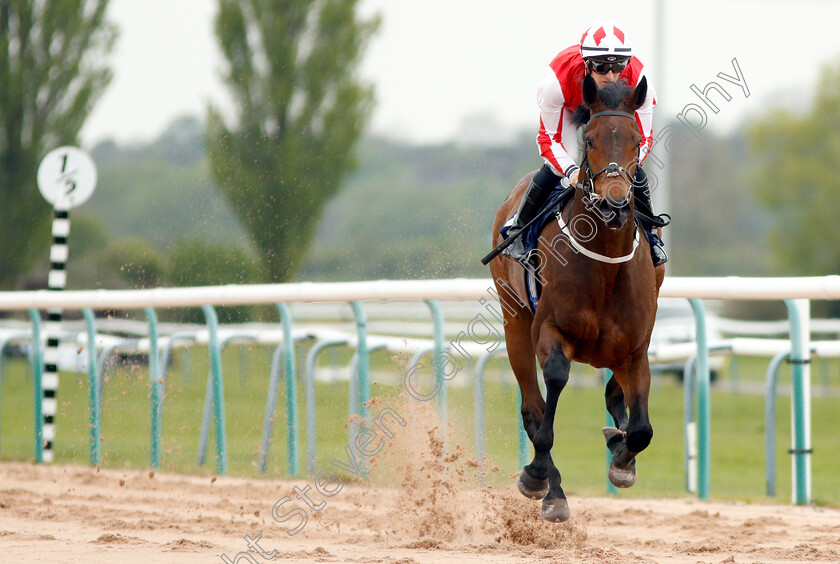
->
[571, 105, 590, 127]
[571, 80, 634, 127]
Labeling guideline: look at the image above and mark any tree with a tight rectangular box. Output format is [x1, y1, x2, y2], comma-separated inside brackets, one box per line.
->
[0, 1, 116, 289]
[748, 58, 840, 276]
[208, 0, 379, 282]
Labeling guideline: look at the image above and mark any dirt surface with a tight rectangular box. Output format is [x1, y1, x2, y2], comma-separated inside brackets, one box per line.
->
[1, 461, 839, 563]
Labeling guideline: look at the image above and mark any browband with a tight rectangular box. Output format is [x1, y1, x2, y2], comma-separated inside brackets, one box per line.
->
[588, 110, 636, 121]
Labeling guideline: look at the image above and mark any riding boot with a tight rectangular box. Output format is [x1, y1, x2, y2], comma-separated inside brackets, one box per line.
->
[502, 164, 559, 260]
[633, 167, 669, 267]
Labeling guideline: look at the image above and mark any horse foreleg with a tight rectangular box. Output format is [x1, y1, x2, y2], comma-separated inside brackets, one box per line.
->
[522, 340, 570, 522]
[604, 374, 629, 430]
[503, 311, 545, 442]
[605, 353, 653, 488]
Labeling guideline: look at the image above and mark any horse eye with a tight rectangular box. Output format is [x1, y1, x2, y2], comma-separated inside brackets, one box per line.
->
[586, 138, 594, 149]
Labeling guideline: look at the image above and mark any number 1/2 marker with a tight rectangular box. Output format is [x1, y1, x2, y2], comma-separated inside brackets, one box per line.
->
[35, 147, 97, 463]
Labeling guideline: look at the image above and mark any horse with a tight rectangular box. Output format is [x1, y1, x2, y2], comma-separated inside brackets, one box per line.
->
[488, 74, 666, 522]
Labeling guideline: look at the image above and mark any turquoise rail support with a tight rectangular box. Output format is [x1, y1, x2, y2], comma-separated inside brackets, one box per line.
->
[349, 302, 370, 421]
[303, 337, 349, 476]
[424, 300, 446, 430]
[688, 298, 710, 500]
[474, 347, 506, 465]
[259, 343, 285, 474]
[144, 308, 162, 470]
[96, 340, 139, 410]
[783, 299, 811, 505]
[764, 349, 789, 498]
[160, 331, 197, 387]
[81, 308, 101, 466]
[602, 368, 618, 495]
[516, 386, 529, 471]
[682, 342, 731, 495]
[29, 309, 44, 463]
[257, 303, 301, 475]
[348, 301, 371, 478]
[349, 342, 385, 478]
[198, 332, 256, 469]
[682, 354, 698, 494]
[278, 303, 299, 477]
[202, 305, 227, 475]
[474, 354, 487, 465]
[474, 346, 529, 479]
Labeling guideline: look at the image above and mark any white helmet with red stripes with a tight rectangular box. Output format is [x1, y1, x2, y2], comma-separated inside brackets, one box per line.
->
[579, 21, 632, 62]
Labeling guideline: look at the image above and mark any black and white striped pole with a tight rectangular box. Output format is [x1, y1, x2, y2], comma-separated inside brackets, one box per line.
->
[36, 147, 97, 463]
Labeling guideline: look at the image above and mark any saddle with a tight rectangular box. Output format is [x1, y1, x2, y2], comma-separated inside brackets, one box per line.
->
[501, 183, 668, 312]
[498, 181, 575, 312]
[498, 182, 575, 259]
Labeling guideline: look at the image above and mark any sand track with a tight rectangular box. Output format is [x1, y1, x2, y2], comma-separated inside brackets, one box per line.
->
[0, 462, 839, 563]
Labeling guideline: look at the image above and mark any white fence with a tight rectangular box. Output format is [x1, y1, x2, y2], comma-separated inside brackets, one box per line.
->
[1, 276, 838, 504]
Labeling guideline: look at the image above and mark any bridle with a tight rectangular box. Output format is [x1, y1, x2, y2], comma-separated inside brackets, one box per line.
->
[552, 107, 642, 264]
[577, 110, 638, 201]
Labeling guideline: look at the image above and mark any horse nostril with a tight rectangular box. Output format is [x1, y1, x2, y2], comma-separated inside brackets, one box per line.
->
[603, 196, 628, 211]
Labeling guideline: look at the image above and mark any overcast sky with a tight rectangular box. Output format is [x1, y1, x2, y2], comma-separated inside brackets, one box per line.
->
[80, 0, 840, 147]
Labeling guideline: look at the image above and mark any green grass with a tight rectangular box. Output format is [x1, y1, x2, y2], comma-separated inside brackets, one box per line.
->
[1, 348, 838, 507]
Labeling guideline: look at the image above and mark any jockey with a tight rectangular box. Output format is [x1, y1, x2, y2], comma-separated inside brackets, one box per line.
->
[504, 21, 668, 266]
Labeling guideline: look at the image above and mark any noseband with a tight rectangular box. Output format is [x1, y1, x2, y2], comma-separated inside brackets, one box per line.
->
[578, 110, 638, 200]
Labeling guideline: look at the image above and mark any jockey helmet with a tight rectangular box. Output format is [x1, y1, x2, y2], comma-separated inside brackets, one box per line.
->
[579, 21, 632, 62]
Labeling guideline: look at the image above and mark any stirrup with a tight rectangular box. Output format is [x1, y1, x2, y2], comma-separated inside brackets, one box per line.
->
[651, 243, 668, 267]
[502, 235, 527, 261]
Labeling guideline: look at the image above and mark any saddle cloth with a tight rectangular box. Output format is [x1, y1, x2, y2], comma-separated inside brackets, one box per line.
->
[498, 181, 574, 312]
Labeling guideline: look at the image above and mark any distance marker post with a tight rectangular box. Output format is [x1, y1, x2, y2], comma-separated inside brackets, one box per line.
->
[36, 147, 96, 462]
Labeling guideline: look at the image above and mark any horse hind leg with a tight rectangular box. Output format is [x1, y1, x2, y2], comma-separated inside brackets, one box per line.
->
[502, 310, 548, 499]
[521, 345, 571, 522]
[602, 373, 637, 486]
[603, 427, 637, 488]
[604, 361, 653, 488]
[517, 391, 551, 500]
[604, 373, 629, 430]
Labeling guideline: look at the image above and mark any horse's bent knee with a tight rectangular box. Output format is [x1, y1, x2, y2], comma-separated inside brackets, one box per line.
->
[627, 424, 653, 453]
[542, 349, 570, 391]
[520, 406, 543, 439]
[533, 430, 552, 453]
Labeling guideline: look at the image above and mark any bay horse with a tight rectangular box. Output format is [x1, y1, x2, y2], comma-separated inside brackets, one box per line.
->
[489, 74, 665, 522]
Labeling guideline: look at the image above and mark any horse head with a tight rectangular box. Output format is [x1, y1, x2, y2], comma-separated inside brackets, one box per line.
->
[578, 74, 648, 229]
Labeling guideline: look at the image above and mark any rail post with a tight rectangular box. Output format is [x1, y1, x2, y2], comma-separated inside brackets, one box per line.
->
[424, 299, 446, 430]
[689, 298, 710, 500]
[349, 302, 370, 418]
[783, 298, 811, 504]
[303, 337, 349, 475]
[29, 309, 44, 462]
[764, 349, 789, 497]
[144, 308, 162, 469]
[278, 303, 298, 476]
[81, 308, 101, 466]
[202, 305, 227, 475]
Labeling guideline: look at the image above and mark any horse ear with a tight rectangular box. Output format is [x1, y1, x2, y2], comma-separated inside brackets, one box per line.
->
[583, 74, 598, 106]
[632, 76, 648, 110]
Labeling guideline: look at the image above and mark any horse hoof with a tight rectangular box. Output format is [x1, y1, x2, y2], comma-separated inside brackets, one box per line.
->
[540, 497, 571, 522]
[602, 426, 626, 442]
[608, 460, 637, 488]
[517, 471, 549, 500]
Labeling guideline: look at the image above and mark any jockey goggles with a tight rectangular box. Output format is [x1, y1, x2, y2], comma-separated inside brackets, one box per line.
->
[586, 58, 629, 74]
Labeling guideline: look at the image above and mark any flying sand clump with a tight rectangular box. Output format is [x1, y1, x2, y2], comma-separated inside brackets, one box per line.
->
[364, 398, 588, 550]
